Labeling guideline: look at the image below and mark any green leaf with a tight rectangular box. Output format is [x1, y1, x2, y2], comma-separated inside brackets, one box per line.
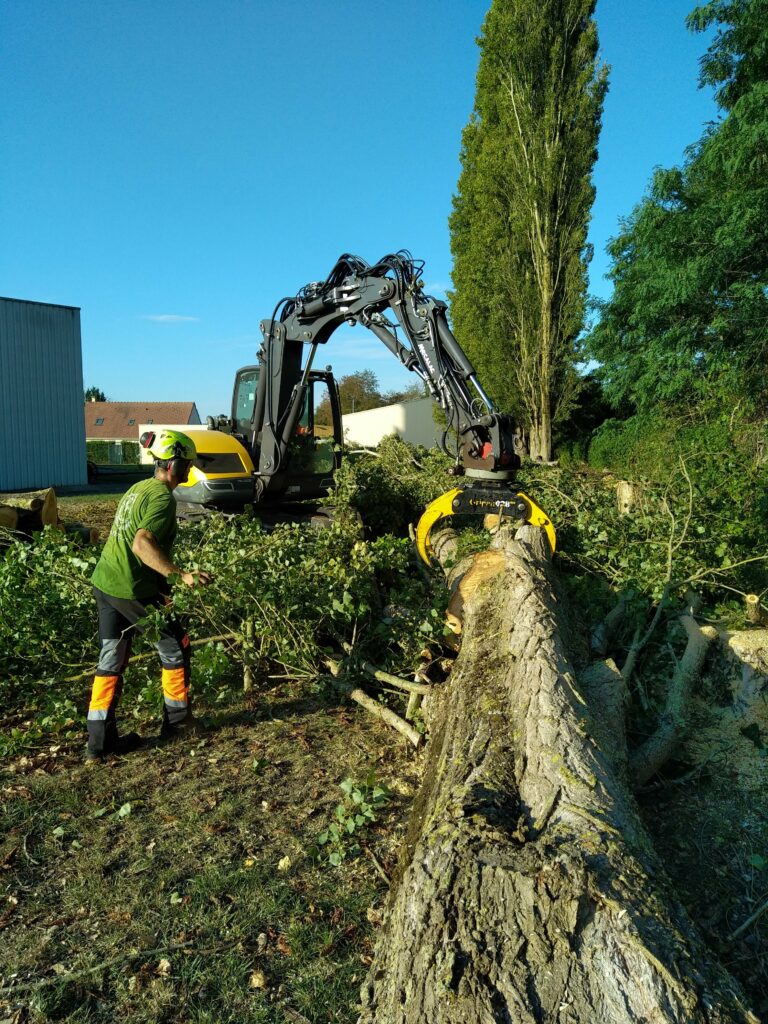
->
[741, 723, 764, 750]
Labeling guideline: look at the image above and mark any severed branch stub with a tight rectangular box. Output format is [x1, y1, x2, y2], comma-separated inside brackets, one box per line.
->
[744, 593, 765, 625]
[360, 523, 756, 1023]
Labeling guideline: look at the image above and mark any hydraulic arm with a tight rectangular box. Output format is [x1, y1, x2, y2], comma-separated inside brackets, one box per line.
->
[253, 251, 555, 561]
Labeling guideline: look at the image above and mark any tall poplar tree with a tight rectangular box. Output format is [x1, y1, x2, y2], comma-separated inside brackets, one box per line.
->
[450, 0, 607, 460]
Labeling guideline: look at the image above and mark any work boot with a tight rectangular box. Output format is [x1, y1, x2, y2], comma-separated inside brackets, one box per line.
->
[159, 716, 201, 744]
[113, 731, 148, 754]
[85, 731, 146, 761]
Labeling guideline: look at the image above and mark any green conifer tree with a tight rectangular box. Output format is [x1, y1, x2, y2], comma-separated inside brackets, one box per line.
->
[450, 0, 607, 460]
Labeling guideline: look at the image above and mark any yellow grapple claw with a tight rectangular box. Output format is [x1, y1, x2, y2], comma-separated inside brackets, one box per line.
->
[416, 486, 556, 565]
[516, 490, 556, 554]
[416, 488, 462, 565]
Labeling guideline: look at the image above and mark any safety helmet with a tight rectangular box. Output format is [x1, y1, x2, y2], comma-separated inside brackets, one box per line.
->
[140, 429, 197, 462]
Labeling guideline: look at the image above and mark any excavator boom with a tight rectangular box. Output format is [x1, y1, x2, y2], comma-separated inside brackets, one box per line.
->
[175, 251, 555, 559]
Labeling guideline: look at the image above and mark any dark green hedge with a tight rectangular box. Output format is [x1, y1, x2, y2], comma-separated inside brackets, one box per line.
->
[587, 412, 766, 485]
[86, 440, 140, 465]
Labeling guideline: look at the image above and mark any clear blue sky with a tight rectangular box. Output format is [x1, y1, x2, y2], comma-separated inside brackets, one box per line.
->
[1, 1, 717, 420]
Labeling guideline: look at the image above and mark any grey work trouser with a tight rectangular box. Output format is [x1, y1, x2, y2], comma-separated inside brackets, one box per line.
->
[87, 587, 191, 756]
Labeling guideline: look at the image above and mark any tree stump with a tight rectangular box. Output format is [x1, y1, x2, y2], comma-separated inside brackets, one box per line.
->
[616, 479, 639, 516]
[360, 528, 756, 1023]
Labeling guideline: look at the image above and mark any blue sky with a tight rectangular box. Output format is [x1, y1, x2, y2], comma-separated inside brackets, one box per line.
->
[2, 1, 718, 419]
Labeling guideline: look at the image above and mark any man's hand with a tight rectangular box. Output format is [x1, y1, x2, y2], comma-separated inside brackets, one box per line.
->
[180, 570, 213, 587]
[132, 530, 212, 587]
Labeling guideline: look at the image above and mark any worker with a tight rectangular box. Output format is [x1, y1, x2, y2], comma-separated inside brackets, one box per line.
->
[86, 429, 212, 760]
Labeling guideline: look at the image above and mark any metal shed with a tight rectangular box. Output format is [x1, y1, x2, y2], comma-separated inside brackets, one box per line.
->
[0, 297, 87, 491]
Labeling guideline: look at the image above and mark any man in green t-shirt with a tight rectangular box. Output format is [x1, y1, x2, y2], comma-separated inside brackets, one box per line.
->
[87, 429, 212, 760]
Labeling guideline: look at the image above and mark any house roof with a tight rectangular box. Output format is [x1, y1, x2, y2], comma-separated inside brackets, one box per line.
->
[84, 402, 201, 439]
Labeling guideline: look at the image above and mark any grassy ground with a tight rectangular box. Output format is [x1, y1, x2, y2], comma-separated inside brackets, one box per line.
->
[0, 490, 422, 1022]
[0, 684, 419, 1023]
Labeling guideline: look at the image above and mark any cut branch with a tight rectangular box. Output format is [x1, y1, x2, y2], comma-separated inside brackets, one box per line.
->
[323, 660, 422, 748]
[629, 616, 717, 788]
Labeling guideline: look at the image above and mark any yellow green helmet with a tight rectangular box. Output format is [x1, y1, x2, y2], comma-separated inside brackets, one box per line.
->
[140, 428, 197, 462]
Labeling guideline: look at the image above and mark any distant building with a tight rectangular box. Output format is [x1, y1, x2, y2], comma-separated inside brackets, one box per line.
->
[84, 402, 201, 441]
[0, 297, 87, 492]
[342, 397, 443, 449]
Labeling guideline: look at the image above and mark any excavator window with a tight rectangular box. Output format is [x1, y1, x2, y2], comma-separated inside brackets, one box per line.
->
[288, 380, 335, 474]
[233, 369, 259, 436]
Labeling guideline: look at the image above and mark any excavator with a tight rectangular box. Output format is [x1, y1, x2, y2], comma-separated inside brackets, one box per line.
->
[169, 251, 555, 563]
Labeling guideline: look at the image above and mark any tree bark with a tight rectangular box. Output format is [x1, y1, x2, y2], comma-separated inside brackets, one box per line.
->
[360, 528, 756, 1024]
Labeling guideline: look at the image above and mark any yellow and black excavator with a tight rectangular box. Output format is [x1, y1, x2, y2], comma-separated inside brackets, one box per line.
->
[173, 251, 555, 562]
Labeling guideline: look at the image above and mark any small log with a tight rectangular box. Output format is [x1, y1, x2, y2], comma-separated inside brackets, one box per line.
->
[360, 664, 430, 696]
[339, 644, 432, 695]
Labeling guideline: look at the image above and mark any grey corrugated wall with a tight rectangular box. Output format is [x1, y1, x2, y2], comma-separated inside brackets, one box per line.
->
[0, 298, 87, 491]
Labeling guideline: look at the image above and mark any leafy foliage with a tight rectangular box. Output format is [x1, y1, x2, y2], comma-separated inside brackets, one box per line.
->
[327, 435, 454, 537]
[310, 774, 391, 866]
[520, 458, 768, 603]
[586, 412, 765, 480]
[449, 0, 608, 458]
[0, 470, 445, 754]
[587, 0, 768, 414]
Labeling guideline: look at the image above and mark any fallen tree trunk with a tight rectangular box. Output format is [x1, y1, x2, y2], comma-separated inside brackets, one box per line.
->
[360, 527, 756, 1023]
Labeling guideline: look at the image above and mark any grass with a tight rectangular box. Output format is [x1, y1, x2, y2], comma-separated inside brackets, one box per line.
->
[0, 683, 419, 1023]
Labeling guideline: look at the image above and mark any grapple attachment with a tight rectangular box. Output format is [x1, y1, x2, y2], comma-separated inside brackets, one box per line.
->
[415, 485, 556, 565]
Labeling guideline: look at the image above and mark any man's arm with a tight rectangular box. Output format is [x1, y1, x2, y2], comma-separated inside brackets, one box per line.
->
[132, 529, 212, 587]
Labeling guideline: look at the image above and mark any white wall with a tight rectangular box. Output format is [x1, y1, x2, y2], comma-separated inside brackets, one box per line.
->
[342, 398, 442, 449]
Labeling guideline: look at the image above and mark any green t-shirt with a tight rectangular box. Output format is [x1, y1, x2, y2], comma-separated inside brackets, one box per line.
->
[91, 477, 178, 599]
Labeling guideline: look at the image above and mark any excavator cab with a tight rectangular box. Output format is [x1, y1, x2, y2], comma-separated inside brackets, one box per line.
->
[231, 364, 342, 500]
[174, 365, 342, 510]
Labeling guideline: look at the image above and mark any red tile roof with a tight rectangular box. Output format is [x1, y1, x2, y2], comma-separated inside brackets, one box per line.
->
[84, 402, 201, 439]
